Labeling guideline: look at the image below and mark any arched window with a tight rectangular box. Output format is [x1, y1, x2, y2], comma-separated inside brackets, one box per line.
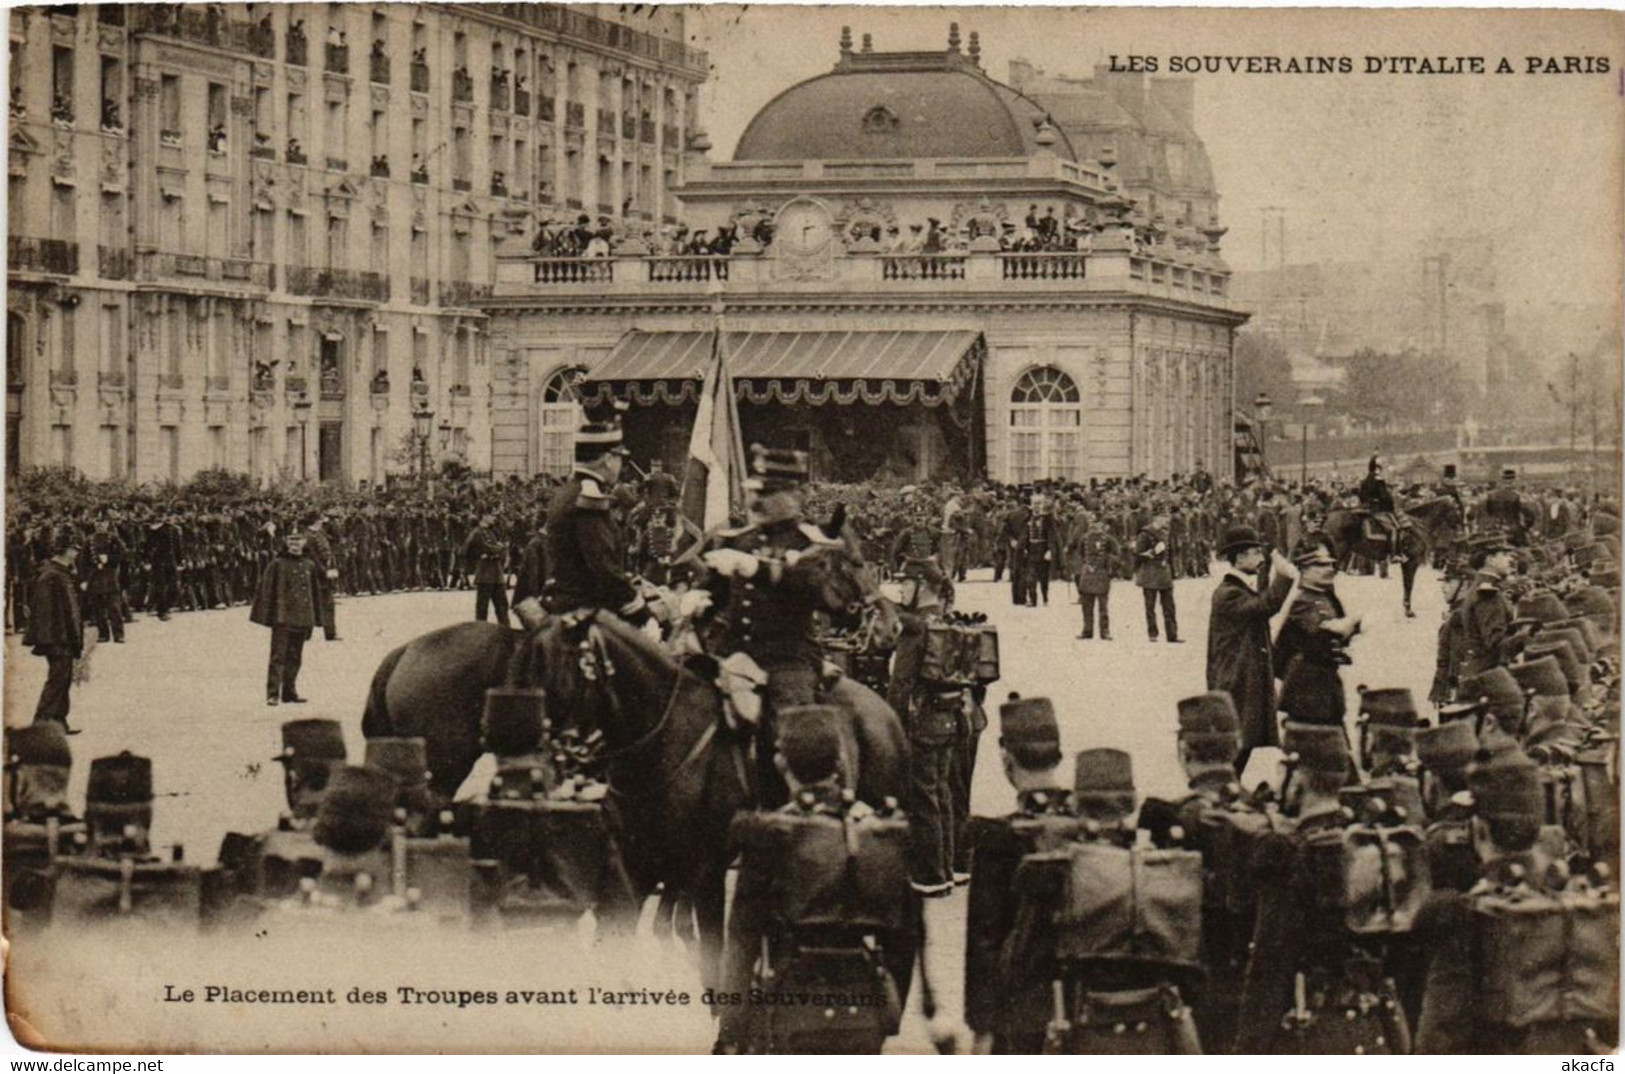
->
[1009, 366, 1082, 483]
[538, 366, 582, 476]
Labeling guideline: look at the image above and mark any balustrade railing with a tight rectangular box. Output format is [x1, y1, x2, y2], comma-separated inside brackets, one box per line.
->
[410, 277, 432, 305]
[325, 44, 349, 75]
[98, 245, 131, 280]
[645, 256, 728, 283]
[410, 63, 430, 92]
[514, 89, 530, 115]
[532, 259, 613, 284]
[370, 54, 390, 84]
[206, 375, 231, 392]
[880, 254, 966, 281]
[999, 253, 1088, 280]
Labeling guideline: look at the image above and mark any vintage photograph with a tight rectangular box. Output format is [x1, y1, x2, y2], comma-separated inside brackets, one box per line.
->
[3, 2, 1621, 1055]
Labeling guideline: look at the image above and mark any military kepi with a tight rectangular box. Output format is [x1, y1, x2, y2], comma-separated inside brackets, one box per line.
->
[998, 695, 1062, 770]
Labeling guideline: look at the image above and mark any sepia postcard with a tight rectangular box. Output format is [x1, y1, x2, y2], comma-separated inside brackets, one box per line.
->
[3, 1, 1621, 1056]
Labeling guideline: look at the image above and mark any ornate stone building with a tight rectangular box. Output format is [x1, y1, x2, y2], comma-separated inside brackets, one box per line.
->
[6, 2, 705, 483]
[485, 26, 1246, 484]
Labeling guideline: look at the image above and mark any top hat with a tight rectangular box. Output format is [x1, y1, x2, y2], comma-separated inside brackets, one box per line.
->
[744, 444, 809, 493]
[998, 695, 1062, 770]
[6, 723, 72, 769]
[775, 705, 850, 786]
[1218, 525, 1265, 557]
[1501, 467, 1517, 480]
[1442, 464, 1458, 481]
[574, 419, 629, 463]
[482, 687, 548, 757]
[1073, 748, 1135, 813]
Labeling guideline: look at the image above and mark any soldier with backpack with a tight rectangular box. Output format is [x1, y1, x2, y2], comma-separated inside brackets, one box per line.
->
[716, 705, 912, 1054]
[1006, 748, 1206, 1054]
[1415, 742, 1619, 1053]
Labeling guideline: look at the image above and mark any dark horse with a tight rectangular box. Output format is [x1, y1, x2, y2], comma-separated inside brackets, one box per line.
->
[1323, 496, 1464, 616]
[361, 609, 909, 987]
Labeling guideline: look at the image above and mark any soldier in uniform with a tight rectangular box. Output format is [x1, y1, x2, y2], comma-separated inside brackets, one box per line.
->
[1357, 455, 1403, 556]
[1413, 711, 1484, 893]
[963, 695, 1079, 1053]
[716, 705, 911, 1054]
[544, 416, 649, 623]
[83, 520, 127, 644]
[250, 529, 323, 706]
[1274, 544, 1362, 729]
[1140, 691, 1285, 1052]
[1000, 493, 1031, 605]
[463, 511, 512, 627]
[1415, 744, 1618, 1053]
[1481, 467, 1536, 545]
[23, 530, 83, 732]
[1235, 723, 1412, 1053]
[1457, 533, 1518, 680]
[1135, 514, 1181, 642]
[1067, 516, 1118, 640]
[3, 723, 85, 920]
[1018, 494, 1062, 607]
[303, 510, 340, 641]
[695, 446, 864, 796]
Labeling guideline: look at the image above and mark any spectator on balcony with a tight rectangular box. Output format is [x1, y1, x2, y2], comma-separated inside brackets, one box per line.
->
[411, 365, 426, 387]
[10, 86, 25, 119]
[491, 169, 507, 196]
[50, 94, 74, 124]
[709, 225, 737, 256]
[371, 154, 389, 177]
[410, 152, 428, 182]
[751, 217, 775, 249]
[208, 124, 228, 154]
[326, 25, 343, 48]
[253, 359, 279, 390]
[100, 99, 121, 131]
[288, 18, 306, 48]
[682, 229, 711, 257]
[370, 369, 390, 394]
[1039, 207, 1059, 243]
[412, 46, 427, 66]
[516, 73, 528, 95]
[584, 227, 612, 259]
[923, 218, 944, 254]
[287, 137, 305, 162]
[1025, 204, 1041, 234]
[371, 38, 386, 62]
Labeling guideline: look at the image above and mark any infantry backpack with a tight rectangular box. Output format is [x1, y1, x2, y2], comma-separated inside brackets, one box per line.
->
[1302, 819, 1432, 935]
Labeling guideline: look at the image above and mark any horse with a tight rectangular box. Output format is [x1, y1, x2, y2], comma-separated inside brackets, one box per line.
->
[361, 605, 909, 990]
[1323, 496, 1463, 616]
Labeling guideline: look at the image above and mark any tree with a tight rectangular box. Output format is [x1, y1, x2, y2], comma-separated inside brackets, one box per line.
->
[1233, 330, 1295, 415]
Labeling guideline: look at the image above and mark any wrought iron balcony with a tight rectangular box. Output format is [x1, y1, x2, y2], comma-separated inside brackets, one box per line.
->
[134, 251, 275, 290]
[538, 96, 556, 123]
[464, 5, 709, 76]
[440, 280, 493, 307]
[370, 54, 390, 85]
[410, 277, 432, 305]
[514, 89, 530, 115]
[98, 245, 131, 280]
[129, 6, 261, 56]
[565, 101, 585, 128]
[325, 44, 350, 75]
[451, 69, 474, 103]
[9, 236, 79, 275]
[410, 63, 430, 93]
[286, 266, 390, 302]
[286, 32, 308, 65]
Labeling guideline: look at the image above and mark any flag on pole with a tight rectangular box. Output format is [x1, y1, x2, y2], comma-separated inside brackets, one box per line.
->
[680, 327, 746, 531]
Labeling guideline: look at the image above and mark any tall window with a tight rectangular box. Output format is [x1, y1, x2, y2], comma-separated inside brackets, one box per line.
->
[1009, 366, 1082, 484]
[537, 366, 580, 476]
[51, 46, 74, 121]
[160, 74, 181, 139]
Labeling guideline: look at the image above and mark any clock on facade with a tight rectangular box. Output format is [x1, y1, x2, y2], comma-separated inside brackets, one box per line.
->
[775, 199, 833, 256]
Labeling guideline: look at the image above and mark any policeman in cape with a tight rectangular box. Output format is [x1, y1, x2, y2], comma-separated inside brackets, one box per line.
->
[715, 704, 911, 1055]
[543, 409, 652, 625]
[693, 445, 865, 800]
[962, 695, 1080, 1053]
[1140, 690, 1284, 1053]
[1234, 723, 1411, 1054]
[1415, 740, 1619, 1054]
[1017, 748, 1205, 1055]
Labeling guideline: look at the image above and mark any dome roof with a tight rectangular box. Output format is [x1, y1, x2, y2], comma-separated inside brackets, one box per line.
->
[735, 50, 1076, 162]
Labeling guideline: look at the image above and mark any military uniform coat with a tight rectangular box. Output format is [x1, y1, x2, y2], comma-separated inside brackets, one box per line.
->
[1133, 526, 1174, 590]
[462, 525, 507, 586]
[700, 520, 861, 669]
[1067, 524, 1119, 595]
[23, 560, 83, 658]
[544, 474, 639, 615]
[249, 553, 322, 634]
[1458, 572, 1513, 678]
[1207, 567, 1296, 750]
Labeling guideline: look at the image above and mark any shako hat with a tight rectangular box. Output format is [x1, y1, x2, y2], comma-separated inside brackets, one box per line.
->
[998, 695, 1062, 770]
[1516, 591, 1569, 624]
[6, 723, 72, 769]
[482, 687, 548, 757]
[1508, 655, 1569, 700]
[1416, 721, 1478, 775]
[312, 765, 398, 855]
[87, 751, 153, 805]
[278, 718, 347, 766]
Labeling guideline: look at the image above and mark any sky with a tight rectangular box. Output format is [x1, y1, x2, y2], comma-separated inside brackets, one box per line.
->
[679, 5, 1624, 318]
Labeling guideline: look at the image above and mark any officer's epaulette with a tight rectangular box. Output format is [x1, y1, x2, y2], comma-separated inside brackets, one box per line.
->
[574, 478, 610, 510]
[796, 522, 844, 549]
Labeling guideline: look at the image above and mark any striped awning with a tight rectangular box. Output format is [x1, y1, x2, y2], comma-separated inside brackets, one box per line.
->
[581, 330, 983, 408]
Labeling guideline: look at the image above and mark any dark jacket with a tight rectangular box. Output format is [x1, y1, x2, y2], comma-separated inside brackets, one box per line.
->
[545, 474, 639, 615]
[512, 533, 549, 607]
[1273, 585, 1348, 677]
[249, 553, 322, 634]
[700, 520, 862, 669]
[1458, 572, 1513, 678]
[24, 559, 83, 657]
[1207, 568, 1296, 750]
[462, 525, 507, 586]
[1133, 526, 1174, 589]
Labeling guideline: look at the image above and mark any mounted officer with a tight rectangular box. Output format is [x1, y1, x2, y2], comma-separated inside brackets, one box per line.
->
[715, 705, 911, 1054]
[963, 695, 1079, 1053]
[694, 445, 865, 797]
[544, 413, 650, 624]
[1358, 454, 1405, 558]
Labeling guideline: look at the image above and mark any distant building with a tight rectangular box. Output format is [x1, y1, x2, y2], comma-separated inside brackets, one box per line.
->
[486, 25, 1247, 484]
[6, 2, 705, 483]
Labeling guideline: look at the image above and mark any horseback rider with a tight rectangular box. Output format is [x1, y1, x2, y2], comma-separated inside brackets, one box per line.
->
[543, 411, 652, 625]
[694, 445, 867, 797]
[1358, 455, 1405, 559]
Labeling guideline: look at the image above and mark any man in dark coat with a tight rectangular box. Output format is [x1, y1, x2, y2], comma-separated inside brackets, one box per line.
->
[250, 530, 323, 706]
[1206, 525, 1297, 773]
[84, 521, 127, 644]
[302, 511, 340, 641]
[1274, 544, 1362, 727]
[1134, 514, 1180, 642]
[23, 532, 83, 731]
[462, 511, 511, 626]
[1067, 516, 1118, 640]
[544, 417, 648, 621]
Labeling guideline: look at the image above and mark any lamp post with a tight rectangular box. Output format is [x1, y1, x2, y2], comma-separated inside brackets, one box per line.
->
[1298, 395, 1324, 485]
[1253, 391, 1272, 474]
[410, 403, 434, 484]
[438, 419, 454, 465]
[292, 394, 313, 481]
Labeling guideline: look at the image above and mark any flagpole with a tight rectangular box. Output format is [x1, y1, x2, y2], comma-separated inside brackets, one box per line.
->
[710, 278, 747, 521]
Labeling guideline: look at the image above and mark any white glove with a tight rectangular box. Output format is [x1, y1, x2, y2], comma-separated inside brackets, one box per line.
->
[325, 569, 339, 580]
[702, 549, 760, 579]
[678, 589, 714, 619]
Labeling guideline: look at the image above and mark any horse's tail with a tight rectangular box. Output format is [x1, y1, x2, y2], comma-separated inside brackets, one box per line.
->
[361, 643, 406, 739]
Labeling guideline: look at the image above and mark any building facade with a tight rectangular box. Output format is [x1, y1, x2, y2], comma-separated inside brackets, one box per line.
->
[485, 27, 1246, 485]
[6, 2, 705, 483]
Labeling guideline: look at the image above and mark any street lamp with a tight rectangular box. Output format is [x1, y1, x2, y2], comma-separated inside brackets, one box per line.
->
[1253, 391, 1273, 472]
[1298, 395, 1324, 485]
[292, 394, 313, 481]
[438, 419, 454, 458]
[412, 402, 434, 484]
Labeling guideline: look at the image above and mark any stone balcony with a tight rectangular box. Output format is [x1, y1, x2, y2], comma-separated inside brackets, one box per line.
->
[493, 245, 1232, 308]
